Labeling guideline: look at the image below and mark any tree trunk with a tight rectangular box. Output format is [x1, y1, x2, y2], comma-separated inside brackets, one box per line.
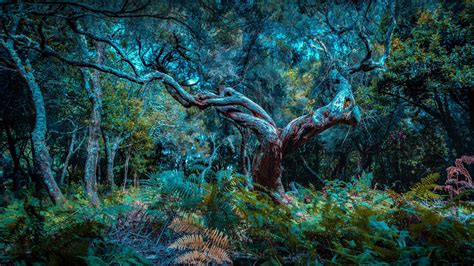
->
[3, 40, 65, 205]
[5, 124, 21, 193]
[133, 171, 138, 188]
[123, 145, 132, 191]
[59, 131, 76, 185]
[104, 134, 122, 190]
[210, 71, 361, 194]
[251, 141, 284, 193]
[83, 94, 101, 205]
[82, 41, 104, 206]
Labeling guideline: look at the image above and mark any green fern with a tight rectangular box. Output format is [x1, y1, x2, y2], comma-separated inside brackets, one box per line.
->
[405, 173, 442, 201]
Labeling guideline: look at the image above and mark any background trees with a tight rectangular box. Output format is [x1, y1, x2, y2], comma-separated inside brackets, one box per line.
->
[0, 0, 472, 203]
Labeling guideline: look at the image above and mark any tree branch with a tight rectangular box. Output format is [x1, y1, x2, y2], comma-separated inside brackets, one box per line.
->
[281, 70, 361, 154]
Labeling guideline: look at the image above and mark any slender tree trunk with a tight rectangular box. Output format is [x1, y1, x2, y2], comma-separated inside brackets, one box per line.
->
[3, 40, 65, 204]
[5, 125, 21, 193]
[83, 99, 101, 205]
[133, 171, 138, 188]
[59, 131, 76, 185]
[123, 145, 132, 191]
[104, 135, 122, 190]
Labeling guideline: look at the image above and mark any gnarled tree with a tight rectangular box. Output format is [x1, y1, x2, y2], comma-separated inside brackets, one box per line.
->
[1, 0, 395, 198]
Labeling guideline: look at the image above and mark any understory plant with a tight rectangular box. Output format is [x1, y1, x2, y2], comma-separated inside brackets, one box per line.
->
[1, 165, 472, 265]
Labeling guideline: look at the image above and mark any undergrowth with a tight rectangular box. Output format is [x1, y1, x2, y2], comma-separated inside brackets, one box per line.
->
[1, 169, 473, 265]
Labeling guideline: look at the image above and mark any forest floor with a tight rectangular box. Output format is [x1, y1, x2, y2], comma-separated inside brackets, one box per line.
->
[1, 170, 473, 265]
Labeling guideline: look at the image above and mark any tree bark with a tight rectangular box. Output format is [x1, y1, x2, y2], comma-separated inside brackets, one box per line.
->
[251, 140, 285, 193]
[82, 41, 104, 206]
[104, 134, 122, 189]
[59, 131, 76, 185]
[5, 124, 21, 193]
[2, 40, 65, 204]
[123, 145, 132, 191]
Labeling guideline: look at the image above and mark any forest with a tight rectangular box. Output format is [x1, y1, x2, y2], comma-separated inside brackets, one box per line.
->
[0, 0, 473, 265]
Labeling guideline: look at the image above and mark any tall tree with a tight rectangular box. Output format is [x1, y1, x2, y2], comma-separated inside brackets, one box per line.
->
[1, 33, 65, 204]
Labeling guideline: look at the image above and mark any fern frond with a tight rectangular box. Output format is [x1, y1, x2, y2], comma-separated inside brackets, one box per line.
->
[175, 250, 209, 264]
[169, 234, 205, 250]
[204, 228, 229, 249]
[168, 216, 202, 234]
[207, 245, 232, 263]
[168, 217, 232, 264]
[405, 173, 441, 201]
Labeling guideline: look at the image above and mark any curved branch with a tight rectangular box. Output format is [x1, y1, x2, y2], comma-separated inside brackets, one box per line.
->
[281, 71, 361, 154]
[33, 1, 200, 39]
[215, 106, 279, 143]
[198, 87, 276, 127]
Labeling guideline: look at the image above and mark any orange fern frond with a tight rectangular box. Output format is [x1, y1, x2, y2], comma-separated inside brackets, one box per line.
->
[175, 250, 210, 264]
[205, 228, 230, 249]
[207, 245, 232, 263]
[168, 216, 232, 264]
[168, 216, 202, 234]
[169, 234, 205, 250]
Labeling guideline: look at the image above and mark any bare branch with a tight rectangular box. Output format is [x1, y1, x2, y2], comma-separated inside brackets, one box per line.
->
[348, 0, 396, 74]
[67, 18, 138, 75]
[32, 1, 200, 39]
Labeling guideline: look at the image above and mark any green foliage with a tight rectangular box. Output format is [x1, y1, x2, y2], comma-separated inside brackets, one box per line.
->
[147, 169, 244, 232]
[405, 173, 442, 201]
[1, 169, 472, 265]
[0, 189, 148, 265]
[143, 170, 473, 264]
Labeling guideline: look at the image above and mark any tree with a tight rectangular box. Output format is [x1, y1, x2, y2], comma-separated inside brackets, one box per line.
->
[377, 3, 474, 157]
[0, 0, 396, 196]
[1, 18, 65, 204]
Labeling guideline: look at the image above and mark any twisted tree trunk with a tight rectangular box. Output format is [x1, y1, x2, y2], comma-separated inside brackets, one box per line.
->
[34, 32, 362, 195]
[2, 40, 65, 204]
[199, 70, 361, 193]
[251, 71, 360, 193]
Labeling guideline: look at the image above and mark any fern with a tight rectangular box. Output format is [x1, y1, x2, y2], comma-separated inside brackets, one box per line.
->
[168, 216, 203, 234]
[174, 250, 210, 264]
[169, 234, 205, 250]
[405, 173, 441, 201]
[168, 216, 232, 264]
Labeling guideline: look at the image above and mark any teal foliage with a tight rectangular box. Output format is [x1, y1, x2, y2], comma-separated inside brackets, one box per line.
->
[1, 170, 472, 264]
[0, 189, 148, 265]
[145, 170, 473, 264]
